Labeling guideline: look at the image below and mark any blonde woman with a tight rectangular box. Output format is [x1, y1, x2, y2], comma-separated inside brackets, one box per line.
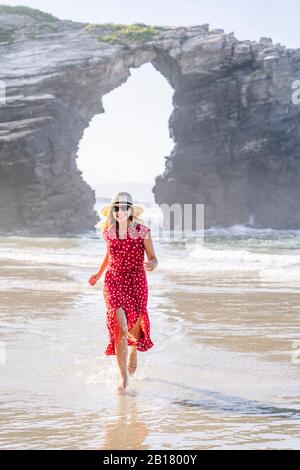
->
[88, 192, 158, 394]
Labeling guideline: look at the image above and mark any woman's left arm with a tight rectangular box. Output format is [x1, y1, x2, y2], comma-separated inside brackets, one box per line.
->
[143, 230, 158, 271]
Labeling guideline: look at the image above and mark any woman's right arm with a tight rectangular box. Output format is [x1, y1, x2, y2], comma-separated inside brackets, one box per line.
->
[88, 249, 109, 286]
[96, 249, 109, 279]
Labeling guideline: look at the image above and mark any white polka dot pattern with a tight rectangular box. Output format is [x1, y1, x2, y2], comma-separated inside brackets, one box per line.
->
[102, 222, 154, 355]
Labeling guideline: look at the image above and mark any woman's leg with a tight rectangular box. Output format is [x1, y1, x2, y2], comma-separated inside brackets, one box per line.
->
[114, 307, 128, 393]
[127, 315, 142, 375]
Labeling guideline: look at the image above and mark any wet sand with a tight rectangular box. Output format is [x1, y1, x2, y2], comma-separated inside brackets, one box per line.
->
[1, 235, 300, 449]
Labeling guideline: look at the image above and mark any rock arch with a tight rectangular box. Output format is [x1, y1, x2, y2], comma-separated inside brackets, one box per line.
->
[1, 9, 300, 235]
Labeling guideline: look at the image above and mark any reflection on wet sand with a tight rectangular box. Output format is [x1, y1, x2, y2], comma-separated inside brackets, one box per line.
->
[101, 395, 149, 450]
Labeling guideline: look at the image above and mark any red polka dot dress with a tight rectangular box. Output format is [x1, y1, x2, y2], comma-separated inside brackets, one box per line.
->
[102, 221, 154, 356]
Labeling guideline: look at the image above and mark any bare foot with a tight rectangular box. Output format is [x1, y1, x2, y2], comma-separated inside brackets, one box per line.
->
[128, 347, 137, 375]
[116, 375, 128, 394]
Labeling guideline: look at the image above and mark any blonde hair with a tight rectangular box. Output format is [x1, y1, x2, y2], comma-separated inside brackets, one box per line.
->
[98, 206, 144, 232]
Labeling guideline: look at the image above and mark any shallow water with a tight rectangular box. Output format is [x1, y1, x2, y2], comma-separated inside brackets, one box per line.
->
[1, 219, 300, 449]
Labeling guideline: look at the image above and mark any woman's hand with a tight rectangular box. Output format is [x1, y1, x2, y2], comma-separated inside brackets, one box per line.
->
[144, 259, 157, 272]
[88, 273, 101, 286]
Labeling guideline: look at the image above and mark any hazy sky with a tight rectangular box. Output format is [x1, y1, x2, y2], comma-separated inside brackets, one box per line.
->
[3, 0, 300, 199]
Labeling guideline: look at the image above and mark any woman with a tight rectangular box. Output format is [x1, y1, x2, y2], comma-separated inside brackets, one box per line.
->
[88, 192, 158, 394]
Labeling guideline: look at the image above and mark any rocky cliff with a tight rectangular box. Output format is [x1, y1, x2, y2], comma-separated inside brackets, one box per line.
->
[1, 5, 300, 235]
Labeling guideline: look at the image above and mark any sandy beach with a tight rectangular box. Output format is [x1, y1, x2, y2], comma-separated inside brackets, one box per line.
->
[1, 231, 300, 449]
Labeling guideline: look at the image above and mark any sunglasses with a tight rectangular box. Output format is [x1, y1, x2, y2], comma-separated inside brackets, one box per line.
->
[112, 204, 132, 212]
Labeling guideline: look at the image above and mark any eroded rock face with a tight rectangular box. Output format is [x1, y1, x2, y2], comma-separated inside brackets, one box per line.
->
[154, 34, 300, 229]
[0, 9, 300, 235]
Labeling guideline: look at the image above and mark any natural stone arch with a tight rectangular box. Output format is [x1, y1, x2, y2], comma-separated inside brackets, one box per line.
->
[1, 8, 300, 235]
